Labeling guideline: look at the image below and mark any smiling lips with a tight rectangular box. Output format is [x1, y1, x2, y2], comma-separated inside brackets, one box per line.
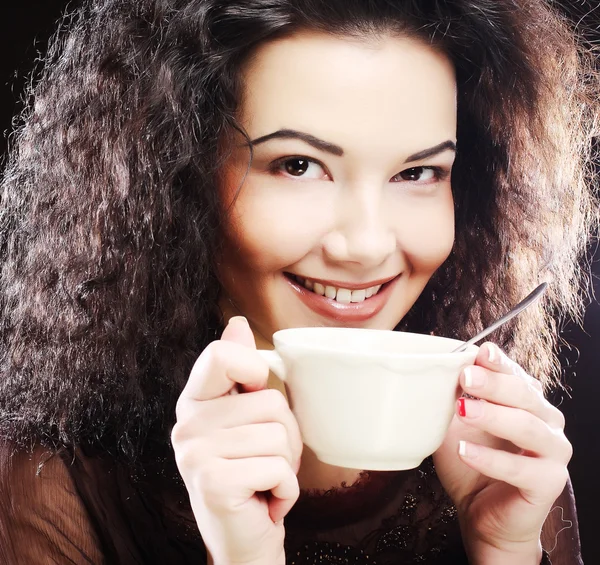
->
[292, 275, 383, 304]
[286, 273, 400, 322]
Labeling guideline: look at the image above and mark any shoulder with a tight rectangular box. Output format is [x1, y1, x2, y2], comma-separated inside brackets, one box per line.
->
[0, 440, 72, 505]
[0, 440, 105, 564]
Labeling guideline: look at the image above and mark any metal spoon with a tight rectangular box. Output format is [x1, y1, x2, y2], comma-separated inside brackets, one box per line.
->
[452, 282, 548, 353]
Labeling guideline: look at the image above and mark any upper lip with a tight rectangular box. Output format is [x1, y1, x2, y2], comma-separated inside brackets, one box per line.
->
[288, 273, 399, 291]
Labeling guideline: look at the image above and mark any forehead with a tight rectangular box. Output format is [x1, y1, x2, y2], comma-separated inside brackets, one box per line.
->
[238, 31, 457, 156]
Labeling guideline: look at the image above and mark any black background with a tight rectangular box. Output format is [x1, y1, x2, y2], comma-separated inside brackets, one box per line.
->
[0, 1, 598, 563]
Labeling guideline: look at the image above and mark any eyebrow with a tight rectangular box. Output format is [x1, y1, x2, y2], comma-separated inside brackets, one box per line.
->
[250, 129, 344, 156]
[404, 140, 456, 163]
[249, 129, 456, 163]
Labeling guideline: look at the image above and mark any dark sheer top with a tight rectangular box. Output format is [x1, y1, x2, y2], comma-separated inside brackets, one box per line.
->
[0, 440, 582, 564]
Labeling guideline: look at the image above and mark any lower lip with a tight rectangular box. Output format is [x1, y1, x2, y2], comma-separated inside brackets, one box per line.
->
[285, 275, 400, 323]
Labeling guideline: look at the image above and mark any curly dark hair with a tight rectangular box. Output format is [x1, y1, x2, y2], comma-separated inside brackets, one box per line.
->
[0, 0, 597, 458]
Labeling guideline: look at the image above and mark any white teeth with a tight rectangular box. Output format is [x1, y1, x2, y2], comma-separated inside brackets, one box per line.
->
[325, 285, 337, 299]
[313, 282, 325, 296]
[351, 289, 366, 303]
[296, 276, 385, 302]
[336, 288, 352, 304]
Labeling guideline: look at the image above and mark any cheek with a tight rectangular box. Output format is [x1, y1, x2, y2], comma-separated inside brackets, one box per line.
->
[397, 197, 455, 271]
[221, 182, 332, 272]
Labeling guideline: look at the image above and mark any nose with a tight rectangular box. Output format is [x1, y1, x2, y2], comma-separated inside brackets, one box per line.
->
[322, 183, 396, 269]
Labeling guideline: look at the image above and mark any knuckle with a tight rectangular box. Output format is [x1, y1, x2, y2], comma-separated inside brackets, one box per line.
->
[288, 474, 301, 501]
[518, 382, 541, 412]
[559, 434, 574, 462]
[503, 454, 524, 481]
[262, 388, 289, 413]
[269, 422, 289, 448]
[274, 454, 294, 475]
[509, 360, 523, 377]
[525, 378, 542, 398]
[565, 442, 574, 463]
[552, 465, 570, 491]
[552, 407, 566, 430]
[519, 413, 540, 440]
[170, 421, 186, 447]
[531, 377, 544, 392]
[195, 461, 229, 504]
[173, 400, 210, 438]
[173, 441, 199, 474]
[203, 340, 229, 372]
[497, 347, 512, 367]
[174, 396, 191, 422]
[172, 432, 212, 475]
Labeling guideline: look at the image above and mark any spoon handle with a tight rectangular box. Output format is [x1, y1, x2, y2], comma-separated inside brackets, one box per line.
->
[452, 282, 548, 353]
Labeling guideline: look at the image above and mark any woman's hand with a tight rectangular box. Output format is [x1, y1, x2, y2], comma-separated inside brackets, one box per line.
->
[171, 317, 302, 565]
[433, 342, 572, 565]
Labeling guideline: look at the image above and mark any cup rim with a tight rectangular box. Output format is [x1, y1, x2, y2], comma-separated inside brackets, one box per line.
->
[272, 327, 478, 359]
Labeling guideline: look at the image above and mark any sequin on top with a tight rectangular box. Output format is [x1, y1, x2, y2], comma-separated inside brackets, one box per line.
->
[285, 458, 467, 564]
[0, 442, 583, 564]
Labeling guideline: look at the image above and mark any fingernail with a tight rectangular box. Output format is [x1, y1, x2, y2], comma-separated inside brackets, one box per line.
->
[458, 397, 467, 417]
[464, 367, 473, 388]
[487, 344, 497, 364]
[230, 316, 248, 325]
[457, 398, 484, 418]
[463, 367, 485, 388]
[458, 440, 479, 459]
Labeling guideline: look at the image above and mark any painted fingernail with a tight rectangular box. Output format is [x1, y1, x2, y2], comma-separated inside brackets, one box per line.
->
[457, 398, 484, 418]
[458, 440, 479, 459]
[463, 367, 484, 388]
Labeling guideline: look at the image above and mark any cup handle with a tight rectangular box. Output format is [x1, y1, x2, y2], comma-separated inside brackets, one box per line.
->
[257, 349, 287, 381]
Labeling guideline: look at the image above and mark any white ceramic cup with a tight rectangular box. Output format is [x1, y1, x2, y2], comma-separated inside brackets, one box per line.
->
[258, 327, 478, 471]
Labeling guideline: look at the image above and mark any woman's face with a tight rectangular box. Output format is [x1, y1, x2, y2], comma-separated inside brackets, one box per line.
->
[217, 31, 456, 343]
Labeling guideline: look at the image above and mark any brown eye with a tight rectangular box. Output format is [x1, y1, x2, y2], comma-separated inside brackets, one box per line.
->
[391, 166, 439, 183]
[275, 157, 329, 180]
[400, 167, 426, 181]
[285, 158, 310, 176]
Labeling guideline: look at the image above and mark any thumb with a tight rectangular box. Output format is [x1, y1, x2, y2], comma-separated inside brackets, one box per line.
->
[221, 316, 256, 349]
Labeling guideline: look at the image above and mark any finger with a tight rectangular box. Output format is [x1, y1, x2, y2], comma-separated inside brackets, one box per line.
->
[212, 423, 295, 468]
[226, 457, 300, 522]
[181, 340, 269, 401]
[268, 495, 295, 525]
[195, 389, 304, 469]
[461, 365, 565, 429]
[476, 342, 541, 389]
[176, 389, 303, 471]
[221, 317, 259, 395]
[457, 440, 569, 504]
[462, 346, 562, 428]
[221, 316, 256, 348]
[457, 399, 573, 461]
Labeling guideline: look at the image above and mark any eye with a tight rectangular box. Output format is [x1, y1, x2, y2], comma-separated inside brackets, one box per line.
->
[272, 157, 330, 180]
[391, 166, 443, 183]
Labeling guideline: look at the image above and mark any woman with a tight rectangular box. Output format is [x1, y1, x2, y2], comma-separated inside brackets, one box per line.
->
[0, 0, 596, 563]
